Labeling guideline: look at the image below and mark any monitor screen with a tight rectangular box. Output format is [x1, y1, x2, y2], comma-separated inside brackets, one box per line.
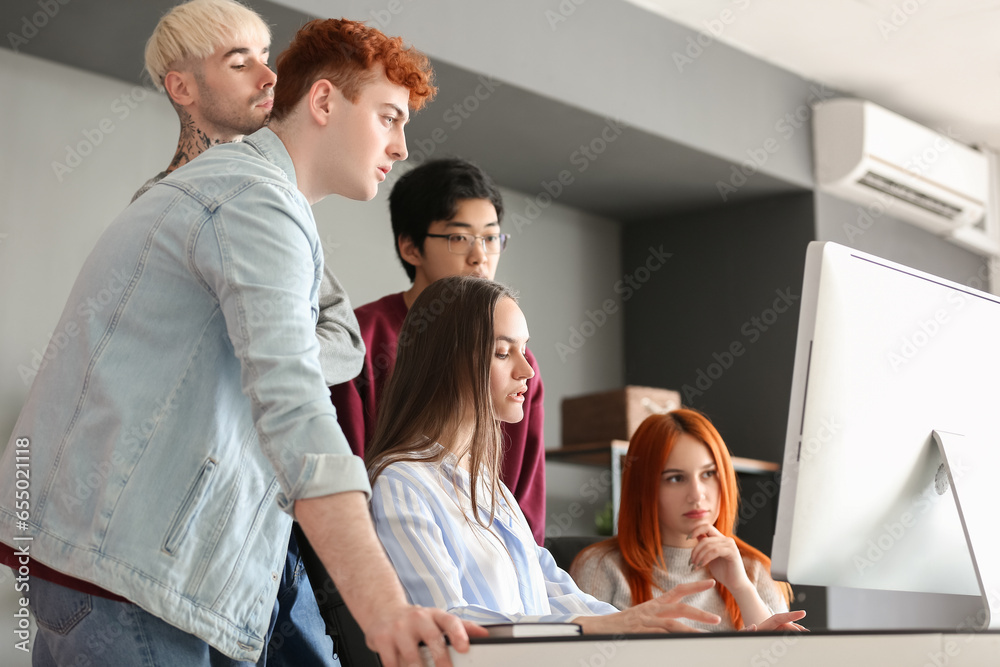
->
[771, 241, 997, 599]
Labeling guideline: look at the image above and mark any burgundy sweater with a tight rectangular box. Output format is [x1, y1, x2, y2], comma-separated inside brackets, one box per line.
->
[330, 293, 547, 544]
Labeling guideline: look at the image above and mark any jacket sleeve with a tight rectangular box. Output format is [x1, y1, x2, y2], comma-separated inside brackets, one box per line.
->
[192, 182, 370, 515]
[315, 264, 365, 386]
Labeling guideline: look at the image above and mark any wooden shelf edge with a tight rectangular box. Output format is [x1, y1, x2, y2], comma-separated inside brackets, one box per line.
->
[547, 442, 779, 474]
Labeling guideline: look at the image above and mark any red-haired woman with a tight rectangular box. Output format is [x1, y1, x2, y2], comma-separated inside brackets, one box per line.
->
[571, 410, 806, 632]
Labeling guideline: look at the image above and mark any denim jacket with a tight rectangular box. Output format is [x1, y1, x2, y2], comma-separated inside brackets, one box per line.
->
[0, 128, 370, 661]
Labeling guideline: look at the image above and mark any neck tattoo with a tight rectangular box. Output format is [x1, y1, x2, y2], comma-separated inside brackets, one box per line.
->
[168, 108, 228, 173]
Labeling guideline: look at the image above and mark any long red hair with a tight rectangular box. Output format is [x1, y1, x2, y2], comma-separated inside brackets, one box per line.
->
[576, 409, 791, 628]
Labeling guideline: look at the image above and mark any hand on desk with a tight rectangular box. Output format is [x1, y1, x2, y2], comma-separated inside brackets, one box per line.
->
[365, 605, 489, 667]
[742, 610, 808, 633]
[576, 579, 721, 634]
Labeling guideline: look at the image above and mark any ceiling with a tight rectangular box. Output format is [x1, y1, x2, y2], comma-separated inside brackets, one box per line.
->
[6, 1, 996, 220]
[626, 0, 1000, 152]
[2, 0, 839, 222]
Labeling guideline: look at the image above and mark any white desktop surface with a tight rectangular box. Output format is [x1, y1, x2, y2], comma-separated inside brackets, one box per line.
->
[444, 631, 1000, 666]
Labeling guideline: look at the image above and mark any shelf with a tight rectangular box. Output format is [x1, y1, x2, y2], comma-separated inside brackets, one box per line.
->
[544, 440, 629, 467]
[546, 440, 779, 474]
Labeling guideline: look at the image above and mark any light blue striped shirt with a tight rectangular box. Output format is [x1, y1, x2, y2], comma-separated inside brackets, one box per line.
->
[371, 449, 618, 624]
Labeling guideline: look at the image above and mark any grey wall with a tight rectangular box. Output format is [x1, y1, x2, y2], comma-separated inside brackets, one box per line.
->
[623, 193, 816, 464]
[814, 191, 988, 287]
[826, 588, 983, 632]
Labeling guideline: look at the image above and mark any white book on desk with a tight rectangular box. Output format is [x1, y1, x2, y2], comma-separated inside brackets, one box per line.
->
[420, 624, 583, 666]
[483, 623, 582, 638]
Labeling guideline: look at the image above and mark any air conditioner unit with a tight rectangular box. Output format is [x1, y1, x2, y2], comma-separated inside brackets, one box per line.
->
[813, 99, 992, 251]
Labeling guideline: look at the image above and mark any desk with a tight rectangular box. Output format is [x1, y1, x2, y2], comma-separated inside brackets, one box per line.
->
[444, 631, 1000, 666]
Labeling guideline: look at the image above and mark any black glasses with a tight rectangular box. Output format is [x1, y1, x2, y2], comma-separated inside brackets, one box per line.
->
[425, 232, 509, 255]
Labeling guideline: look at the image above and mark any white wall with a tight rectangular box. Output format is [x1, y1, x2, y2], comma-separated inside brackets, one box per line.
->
[814, 192, 987, 286]
[2, 48, 183, 667]
[0, 50, 177, 439]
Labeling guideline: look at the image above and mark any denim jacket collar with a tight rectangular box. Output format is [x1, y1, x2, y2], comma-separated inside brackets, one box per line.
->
[243, 127, 296, 187]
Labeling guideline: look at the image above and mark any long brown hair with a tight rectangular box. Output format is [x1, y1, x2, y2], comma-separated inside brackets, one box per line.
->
[574, 409, 792, 628]
[365, 276, 517, 526]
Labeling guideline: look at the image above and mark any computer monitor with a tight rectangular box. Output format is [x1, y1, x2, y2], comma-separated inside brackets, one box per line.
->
[771, 241, 1000, 629]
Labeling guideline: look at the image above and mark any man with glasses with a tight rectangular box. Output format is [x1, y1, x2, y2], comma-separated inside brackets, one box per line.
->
[330, 157, 547, 543]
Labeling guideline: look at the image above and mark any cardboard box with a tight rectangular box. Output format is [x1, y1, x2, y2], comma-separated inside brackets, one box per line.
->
[560, 386, 682, 446]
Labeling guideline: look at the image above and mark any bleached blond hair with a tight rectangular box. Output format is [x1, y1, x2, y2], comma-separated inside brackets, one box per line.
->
[144, 0, 271, 91]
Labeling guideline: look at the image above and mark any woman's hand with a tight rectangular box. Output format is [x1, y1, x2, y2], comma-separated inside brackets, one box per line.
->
[688, 523, 795, 629]
[689, 524, 752, 594]
[576, 580, 722, 635]
[741, 610, 808, 632]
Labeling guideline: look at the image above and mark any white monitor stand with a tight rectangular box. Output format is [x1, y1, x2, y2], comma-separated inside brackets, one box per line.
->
[933, 430, 1000, 630]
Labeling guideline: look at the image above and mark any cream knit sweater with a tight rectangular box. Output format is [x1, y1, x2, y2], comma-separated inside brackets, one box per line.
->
[570, 544, 789, 632]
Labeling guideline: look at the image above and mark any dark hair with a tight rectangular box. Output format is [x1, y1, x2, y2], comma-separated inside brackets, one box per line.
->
[389, 158, 504, 282]
[271, 18, 436, 122]
[366, 276, 517, 526]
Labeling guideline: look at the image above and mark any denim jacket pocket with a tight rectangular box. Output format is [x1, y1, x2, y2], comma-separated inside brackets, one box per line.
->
[163, 458, 217, 555]
[30, 578, 93, 635]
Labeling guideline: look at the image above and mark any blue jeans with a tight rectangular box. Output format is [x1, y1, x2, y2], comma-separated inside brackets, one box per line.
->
[263, 531, 340, 667]
[29, 575, 253, 666]
[28, 533, 339, 666]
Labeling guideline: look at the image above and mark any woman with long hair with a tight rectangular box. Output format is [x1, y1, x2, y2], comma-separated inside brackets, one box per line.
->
[570, 410, 804, 631]
[365, 276, 744, 633]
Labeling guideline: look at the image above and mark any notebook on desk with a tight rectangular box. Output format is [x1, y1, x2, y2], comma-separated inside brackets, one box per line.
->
[482, 622, 582, 638]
